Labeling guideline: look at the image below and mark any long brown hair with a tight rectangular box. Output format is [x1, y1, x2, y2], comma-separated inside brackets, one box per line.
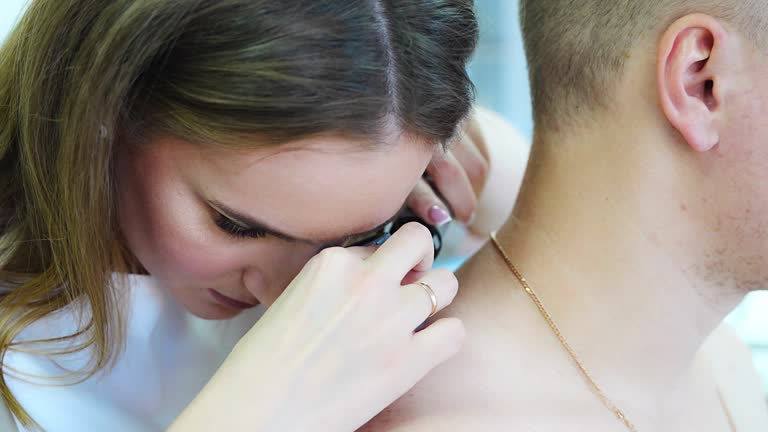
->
[0, 0, 477, 428]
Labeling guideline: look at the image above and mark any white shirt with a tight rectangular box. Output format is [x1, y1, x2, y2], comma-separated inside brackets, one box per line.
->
[4, 275, 264, 431]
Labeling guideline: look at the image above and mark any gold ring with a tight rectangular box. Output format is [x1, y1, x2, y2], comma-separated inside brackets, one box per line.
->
[417, 281, 438, 318]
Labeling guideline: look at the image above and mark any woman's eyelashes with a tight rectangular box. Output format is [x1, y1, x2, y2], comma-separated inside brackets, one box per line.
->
[214, 213, 268, 239]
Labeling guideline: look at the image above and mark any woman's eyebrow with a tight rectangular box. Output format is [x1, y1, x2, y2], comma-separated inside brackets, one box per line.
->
[209, 200, 308, 244]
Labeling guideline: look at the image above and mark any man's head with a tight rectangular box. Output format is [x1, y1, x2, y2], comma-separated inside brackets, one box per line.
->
[520, 0, 768, 129]
[518, 0, 768, 291]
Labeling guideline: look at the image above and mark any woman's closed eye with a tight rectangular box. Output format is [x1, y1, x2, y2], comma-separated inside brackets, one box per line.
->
[343, 221, 395, 248]
[214, 213, 268, 239]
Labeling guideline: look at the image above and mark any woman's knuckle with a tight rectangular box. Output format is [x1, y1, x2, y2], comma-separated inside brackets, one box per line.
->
[312, 246, 352, 268]
[466, 156, 489, 182]
[436, 158, 462, 179]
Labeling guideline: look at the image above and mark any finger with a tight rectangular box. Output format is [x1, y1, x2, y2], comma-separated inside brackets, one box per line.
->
[427, 151, 477, 223]
[344, 245, 377, 261]
[411, 317, 466, 370]
[366, 222, 435, 279]
[401, 268, 458, 328]
[451, 133, 490, 196]
[462, 112, 490, 162]
[406, 179, 452, 228]
[401, 269, 428, 286]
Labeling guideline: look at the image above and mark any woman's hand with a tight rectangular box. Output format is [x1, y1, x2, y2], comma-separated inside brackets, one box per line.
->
[169, 223, 463, 432]
[406, 115, 490, 228]
[408, 107, 530, 260]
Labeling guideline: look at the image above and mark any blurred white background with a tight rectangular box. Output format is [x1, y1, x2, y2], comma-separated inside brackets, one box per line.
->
[0, 0, 28, 42]
[2, 0, 766, 396]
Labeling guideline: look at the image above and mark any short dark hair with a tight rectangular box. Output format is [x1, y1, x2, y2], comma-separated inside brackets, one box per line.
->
[520, 0, 766, 130]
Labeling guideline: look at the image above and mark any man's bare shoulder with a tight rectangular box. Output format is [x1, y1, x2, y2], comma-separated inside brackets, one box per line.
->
[699, 322, 768, 430]
[360, 248, 611, 431]
[360, 397, 611, 432]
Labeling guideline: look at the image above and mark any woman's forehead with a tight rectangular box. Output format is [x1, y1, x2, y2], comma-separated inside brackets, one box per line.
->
[153, 133, 434, 243]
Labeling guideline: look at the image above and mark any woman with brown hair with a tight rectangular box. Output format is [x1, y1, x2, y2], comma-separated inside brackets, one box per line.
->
[0, 1, 507, 430]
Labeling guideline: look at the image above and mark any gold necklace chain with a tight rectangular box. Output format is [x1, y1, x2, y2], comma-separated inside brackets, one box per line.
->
[489, 232, 638, 432]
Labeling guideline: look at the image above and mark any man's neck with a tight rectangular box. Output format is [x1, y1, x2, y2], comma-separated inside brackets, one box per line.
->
[488, 125, 747, 417]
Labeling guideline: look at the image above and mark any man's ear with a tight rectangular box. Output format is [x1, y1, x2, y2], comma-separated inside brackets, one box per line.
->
[657, 13, 733, 152]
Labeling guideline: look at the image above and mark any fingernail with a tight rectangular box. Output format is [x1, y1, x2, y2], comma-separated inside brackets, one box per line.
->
[467, 211, 476, 225]
[428, 205, 452, 227]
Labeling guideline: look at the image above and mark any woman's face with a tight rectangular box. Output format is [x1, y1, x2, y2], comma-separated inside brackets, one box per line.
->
[116, 133, 433, 319]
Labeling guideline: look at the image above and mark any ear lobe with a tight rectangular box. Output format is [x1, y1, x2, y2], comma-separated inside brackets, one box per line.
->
[657, 15, 724, 153]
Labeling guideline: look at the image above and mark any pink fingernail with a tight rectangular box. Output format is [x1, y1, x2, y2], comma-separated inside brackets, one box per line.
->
[428, 205, 452, 227]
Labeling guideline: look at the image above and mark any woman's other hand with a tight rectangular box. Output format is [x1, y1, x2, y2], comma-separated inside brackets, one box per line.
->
[408, 107, 530, 259]
[406, 114, 490, 228]
[169, 223, 462, 432]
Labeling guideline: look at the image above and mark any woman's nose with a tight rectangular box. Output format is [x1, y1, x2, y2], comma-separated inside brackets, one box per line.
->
[242, 266, 267, 301]
[241, 246, 318, 307]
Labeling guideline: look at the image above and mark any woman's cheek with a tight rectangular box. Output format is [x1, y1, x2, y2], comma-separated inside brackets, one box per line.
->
[151, 218, 240, 280]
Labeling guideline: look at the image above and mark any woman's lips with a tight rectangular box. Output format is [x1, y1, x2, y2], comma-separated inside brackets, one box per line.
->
[208, 289, 259, 310]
